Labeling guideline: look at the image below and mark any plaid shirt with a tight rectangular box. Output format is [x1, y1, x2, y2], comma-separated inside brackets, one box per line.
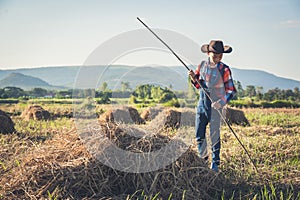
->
[192, 60, 236, 106]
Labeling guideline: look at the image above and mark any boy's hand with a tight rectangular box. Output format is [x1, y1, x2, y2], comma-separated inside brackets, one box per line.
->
[212, 102, 222, 110]
[188, 70, 196, 82]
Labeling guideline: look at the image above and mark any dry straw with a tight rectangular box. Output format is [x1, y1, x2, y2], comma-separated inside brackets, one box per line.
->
[20, 105, 51, 121]
[1, 117, 232, 199]
[0, 110, 15, 134]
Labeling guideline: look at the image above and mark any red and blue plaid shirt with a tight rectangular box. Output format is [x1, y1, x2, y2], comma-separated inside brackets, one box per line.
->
[191, 60, 236, 106]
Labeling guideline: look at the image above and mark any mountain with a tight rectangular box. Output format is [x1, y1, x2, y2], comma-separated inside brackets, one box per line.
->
[164, 66, 300, 91]
[0, 66, 79, 88]
[0, 66, 299, 91]
[0, 72, 64, 90]
[230, 68, 300, 91]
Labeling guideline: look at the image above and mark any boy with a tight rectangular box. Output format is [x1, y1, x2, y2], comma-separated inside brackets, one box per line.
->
[188, 40, 236, 172]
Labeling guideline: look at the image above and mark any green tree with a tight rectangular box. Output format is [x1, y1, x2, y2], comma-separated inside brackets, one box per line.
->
[234, 80, 244, 98]
[255, 86, 263, 100]
[151, 86, 163, 99]
[294, 87, 300, 101]
[129, 95, 137, 104]
[158, 87, 177, 103]
[56, 90, 72, 98]
[30, 87, 48, 97]
[159, 92, 175, 103]
[0, 88, 4, 98]
[284, 89, 294, 101]
[134, 84, 152, 99]
[245, 85, 256, 98]
[263, 88, 281, 101]
[101, 82, 108, 91]
[96, 90, 112, 104]
[2, 87, 25, 98]
[121, 81, 130, 92]
[131, 84, 178, 105]
[144, 84, 151, 99]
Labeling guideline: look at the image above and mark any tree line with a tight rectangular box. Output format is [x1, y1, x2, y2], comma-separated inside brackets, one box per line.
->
[129, 84, 180, 107]
[0, 86, 109, 99]
[0, 84, 180, 106]
[234, 81, 300, 101]
[1, 81, 299, 104]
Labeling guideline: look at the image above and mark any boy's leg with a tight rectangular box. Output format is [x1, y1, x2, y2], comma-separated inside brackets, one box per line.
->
[195, 109, 209, 160]
[210, 109, 221, 171]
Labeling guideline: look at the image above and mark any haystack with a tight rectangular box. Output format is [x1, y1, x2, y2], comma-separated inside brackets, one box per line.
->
[21, 105, 51, 121]
[222, 107, 250, 126]
[150, 108, 181, 129]
[0, 110, 15, 134]
[1, 121, 232, 200]
[140, 106, 164, 121]
[99, 106, 144, 124]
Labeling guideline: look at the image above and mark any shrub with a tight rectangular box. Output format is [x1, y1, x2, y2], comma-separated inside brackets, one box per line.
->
[159, 92, 176, 103]
[128, 95, 138, 104]
[163, 99, 180, 108]
[0, 99, 19, 104]
[271, 100, 299, 108]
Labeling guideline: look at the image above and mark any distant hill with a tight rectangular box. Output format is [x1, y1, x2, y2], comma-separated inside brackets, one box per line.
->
[0, 66, 79, 88]
[0, 65, 299, 91]
[231, 68, 300, 92]
[0, 72, 64, 90]
[166, 66, 300, 91]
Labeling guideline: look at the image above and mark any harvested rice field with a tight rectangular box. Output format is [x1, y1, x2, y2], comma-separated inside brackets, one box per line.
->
[0, 103, 299, 199]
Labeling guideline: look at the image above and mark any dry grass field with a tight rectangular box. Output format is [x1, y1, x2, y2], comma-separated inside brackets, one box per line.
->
[0, 103, 299, 199]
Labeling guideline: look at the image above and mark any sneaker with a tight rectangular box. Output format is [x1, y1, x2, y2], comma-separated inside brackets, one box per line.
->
[210, 162, 219, 172]
[197, 142, 208, 158]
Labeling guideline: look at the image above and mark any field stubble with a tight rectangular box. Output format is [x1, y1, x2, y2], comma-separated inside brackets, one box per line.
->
[0, 104, 299, 199]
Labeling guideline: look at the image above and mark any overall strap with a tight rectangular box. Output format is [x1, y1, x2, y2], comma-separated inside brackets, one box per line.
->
[217, 62, 226, 79]
[199, 60, 207, 80]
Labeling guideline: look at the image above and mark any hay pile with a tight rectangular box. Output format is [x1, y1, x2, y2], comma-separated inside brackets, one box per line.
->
[1, 121, 232, 199]
[222, 107, 250, 126]
[146, 107, 250, 128]
[0, 110, 15, 134]
[99, 106, 144, 124]
[52, 109, 73, 118]
[149, 108, 196, 131]
[140, 106, 164, 121]
[21, 105, 51, 121]
[150, 109, 181, 129]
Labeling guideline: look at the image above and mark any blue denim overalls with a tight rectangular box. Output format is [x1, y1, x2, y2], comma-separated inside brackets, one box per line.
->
[195, 61, 225, 170]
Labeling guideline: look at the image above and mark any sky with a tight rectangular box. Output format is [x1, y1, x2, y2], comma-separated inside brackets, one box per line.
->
[0, 0, 300, 81]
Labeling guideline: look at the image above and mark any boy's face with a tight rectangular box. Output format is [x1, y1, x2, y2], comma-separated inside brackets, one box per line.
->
[208, 52, 223, 64]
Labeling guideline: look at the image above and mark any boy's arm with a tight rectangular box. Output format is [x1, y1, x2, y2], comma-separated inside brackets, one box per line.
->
[219, 67, 237, 106]
[189, 64, 201, 89]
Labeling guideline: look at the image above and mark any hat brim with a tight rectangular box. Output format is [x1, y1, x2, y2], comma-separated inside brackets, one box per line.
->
[201, 44, 232, 54]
